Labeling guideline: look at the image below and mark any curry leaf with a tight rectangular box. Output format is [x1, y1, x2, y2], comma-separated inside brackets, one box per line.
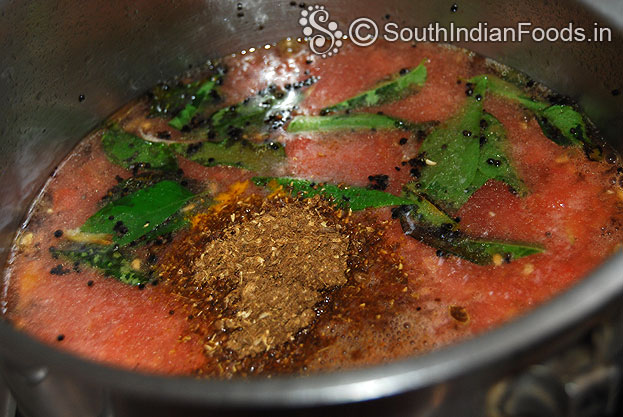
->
[473, 74, 597, 153]
[252, 176, 417, 210]
[476, 113, 527, 195]
[287, 114, 436, 135]
[414, 77, 488, 211]
[394, 205, 544, 265]
[137, 213, 189, 245]
[401, 182, 461, 228]
[196, 81, 314, 142]
[470, 74, 547, 112]
[535, 105, 593, 147]
[321, 62, 427, 114]
[168, 79, 219, 130]
[99, 171, 184, 205]
[254, 177, 452, 226]
[404, 184, 542, 265]
[81, 180, 194, 246]
[149, 67, 224, 119]
[173, 140, 285, 174]
[412, 78, 528, 211]
[101, 126, 178, 171]
[50, 244, 149, 285]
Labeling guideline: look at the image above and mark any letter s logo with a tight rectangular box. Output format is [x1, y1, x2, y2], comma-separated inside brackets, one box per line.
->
[299, 5, 343, 58]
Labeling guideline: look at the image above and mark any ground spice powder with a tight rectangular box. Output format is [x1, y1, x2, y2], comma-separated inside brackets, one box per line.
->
[159, 191, 356, 358]
[193, 198, 348, 357]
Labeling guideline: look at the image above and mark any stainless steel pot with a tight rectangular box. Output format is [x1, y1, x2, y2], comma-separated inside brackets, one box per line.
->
[0, 1, 622, 416]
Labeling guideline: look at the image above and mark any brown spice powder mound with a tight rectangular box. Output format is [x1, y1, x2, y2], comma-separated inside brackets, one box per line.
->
[159, 190, 356, 360]
[194, 199, 348, 357]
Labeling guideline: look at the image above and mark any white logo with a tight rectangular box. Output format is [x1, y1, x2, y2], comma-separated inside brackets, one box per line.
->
[349, 17, 379, 47]
[299, 5, 344, 58]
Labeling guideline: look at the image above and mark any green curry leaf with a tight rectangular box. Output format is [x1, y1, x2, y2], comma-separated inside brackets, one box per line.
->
[50, 244, 149, 286]
[321, 61, 428, 114]
[173, 140, 285, 174]
[411, 78, 527, 211]
[414, 77, 488, 211]
[99, 171, 184, 205]
[101, 126, 178, 171]
[168, 79, 219, 130]
[137, 213, 189, 245]
[252, 177, 418, 211]
[81, 180, 194, 246]
[401, 182, 461, 228]
[472, 74, 597, 153]
[394, 204, 544, 265]
[470, 74, 547, 112]
[476, 113, 527, 195]
[149, 67, 224, 120]
[198, 81, 314, 142]
[535, 104, 592, 147]
[287, 114, 437, 135]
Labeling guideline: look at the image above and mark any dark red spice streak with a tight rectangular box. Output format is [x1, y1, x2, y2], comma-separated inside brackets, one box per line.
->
[2, 40, 623, 376]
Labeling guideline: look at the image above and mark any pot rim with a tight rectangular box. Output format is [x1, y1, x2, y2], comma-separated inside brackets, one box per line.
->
[1, 251, 621, 407]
